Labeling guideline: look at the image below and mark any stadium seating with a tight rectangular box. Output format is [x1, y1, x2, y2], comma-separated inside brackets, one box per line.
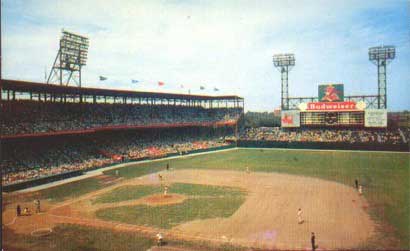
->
[1, 131, 232, 186]
[1, 100, 242, 136]
[240, 127, 408, 144]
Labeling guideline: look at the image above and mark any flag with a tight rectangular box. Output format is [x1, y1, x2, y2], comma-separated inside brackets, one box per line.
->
[131, 79, 139, 84]
[200, 86, 205, 90]
[99, 76, 107, 81]
[180, 84, 184, 88]
[214, 87, 219, 91]
[158, 81, 165, 86]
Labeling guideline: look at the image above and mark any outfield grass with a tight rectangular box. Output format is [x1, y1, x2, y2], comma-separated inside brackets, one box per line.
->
[170, 183, 245, 197]
[103, 148, 410, 249]
[11, 178, 105, 203]
[93, 185, 162, 204]
[96, 196, 246, 229]
[37, 178, 103, 202]
[104, 162, 168, 179]
[93, 183, 246, 204]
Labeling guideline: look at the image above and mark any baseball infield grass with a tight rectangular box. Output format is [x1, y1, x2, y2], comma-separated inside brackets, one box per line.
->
[14, 148, 409, 250]
[95, 183, 246, 228]
[96, 196, 246, 229]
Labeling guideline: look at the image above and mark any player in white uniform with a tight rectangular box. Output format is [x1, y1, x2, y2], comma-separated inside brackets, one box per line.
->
[297, 208, 303, 224]
[164, 186, 169, 196]
[156, 233, 163, 246]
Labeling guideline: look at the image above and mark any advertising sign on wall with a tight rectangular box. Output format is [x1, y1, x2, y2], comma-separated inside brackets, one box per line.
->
[365, 109, 387, 127]
[318, 84, 344, 102]
[281, 110, 300, 127]
[306, 101, 357, 111]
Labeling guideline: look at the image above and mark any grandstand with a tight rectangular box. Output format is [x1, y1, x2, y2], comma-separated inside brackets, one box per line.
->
[2, 3, 409, 250]
[0, 79, 244, 189]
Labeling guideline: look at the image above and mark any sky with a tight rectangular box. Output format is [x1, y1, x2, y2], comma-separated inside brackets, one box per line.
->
[1, 0, 409, 111]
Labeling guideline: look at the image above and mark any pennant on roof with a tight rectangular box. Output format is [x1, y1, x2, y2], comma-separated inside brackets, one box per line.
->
[180, 84, 184, 88]
[131, 79, 139, 84]
[200, 86, 205, 90]
[214, 87, 219, 91]
[99, 76, 107, 81]
[158, 81, 165, 86]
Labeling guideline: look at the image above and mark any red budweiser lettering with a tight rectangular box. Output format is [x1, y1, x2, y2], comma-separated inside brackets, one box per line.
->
[307, 101, 357, 111]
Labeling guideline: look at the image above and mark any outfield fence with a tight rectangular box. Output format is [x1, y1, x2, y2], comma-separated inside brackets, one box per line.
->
[237, 140, 410, 152]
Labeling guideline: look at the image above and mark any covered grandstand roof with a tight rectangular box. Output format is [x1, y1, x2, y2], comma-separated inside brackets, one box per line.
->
[1, 79, 243, 101]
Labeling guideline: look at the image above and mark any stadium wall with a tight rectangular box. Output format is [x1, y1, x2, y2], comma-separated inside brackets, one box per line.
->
[237, 140, 409, 152]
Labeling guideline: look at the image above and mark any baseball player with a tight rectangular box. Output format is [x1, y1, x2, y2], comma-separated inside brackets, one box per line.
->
[359, 185, 363, 195]
[297, 208, 303, 224]
[355, 179, 359, 190]
[34, 199, 41, 213]
[164, 186, 169, 196]
[16, 204, 21, 217]
[311, 232, 317, 251]
[156, 233, 163, 246]
[246, 166, 250, 174]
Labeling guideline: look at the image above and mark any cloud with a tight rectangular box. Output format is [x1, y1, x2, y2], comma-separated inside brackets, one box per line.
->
[2, 0, 409, 111]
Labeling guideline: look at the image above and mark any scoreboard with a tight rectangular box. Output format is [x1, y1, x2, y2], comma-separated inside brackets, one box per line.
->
[281, 84, 387, 128]
[300, 111, 364, 126]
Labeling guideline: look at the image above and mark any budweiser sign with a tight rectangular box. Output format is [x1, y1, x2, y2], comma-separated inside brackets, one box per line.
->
[306, 101, 358, 111]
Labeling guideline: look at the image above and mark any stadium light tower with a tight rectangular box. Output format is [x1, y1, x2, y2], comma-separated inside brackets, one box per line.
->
[273, 54, 295, 110]
[47, 30, 89, 87]
[369, 46, 395, 109]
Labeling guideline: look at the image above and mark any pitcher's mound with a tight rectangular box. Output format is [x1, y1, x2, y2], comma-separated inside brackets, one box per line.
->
[142, 193, 186, 206]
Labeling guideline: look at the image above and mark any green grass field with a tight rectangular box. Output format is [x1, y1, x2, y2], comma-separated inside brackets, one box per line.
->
[9, 148, 410, 250]
[3, 223, 246, 251]
[3, 224, 154, 251]
[96, 196, 246, 229]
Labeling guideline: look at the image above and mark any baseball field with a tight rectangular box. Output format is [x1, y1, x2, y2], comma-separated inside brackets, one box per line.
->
[2, 148, 409, 251]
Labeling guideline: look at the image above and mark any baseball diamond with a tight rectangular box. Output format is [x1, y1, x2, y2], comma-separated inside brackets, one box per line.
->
[2, 149, 409, 250]
[2, 2, 410, 251]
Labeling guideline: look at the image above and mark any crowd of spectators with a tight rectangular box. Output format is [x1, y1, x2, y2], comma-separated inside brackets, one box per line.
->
[241, 127, 408, 144]
[1, 132, 232, 186]
[2, 100, 242, 135]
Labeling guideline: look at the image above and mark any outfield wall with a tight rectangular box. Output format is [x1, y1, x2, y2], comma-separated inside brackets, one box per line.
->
[237, 140, 409, 152]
